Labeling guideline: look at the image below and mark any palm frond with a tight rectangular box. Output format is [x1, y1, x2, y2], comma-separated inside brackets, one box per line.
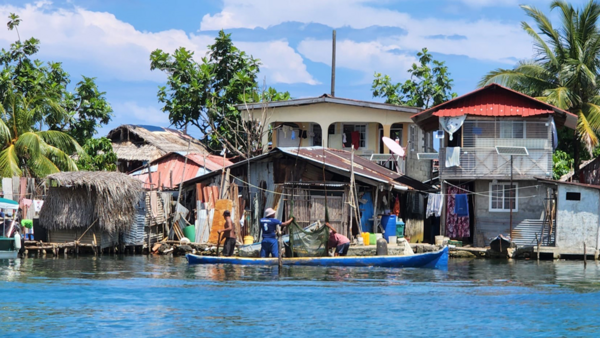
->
[14, 132, 43, 159]
[577, 112, 599, 154]
[37, 130, 83, 155]
[0, 145, 21, 177]
[543, 86, 575, 110]
[521, 22, 559, 66]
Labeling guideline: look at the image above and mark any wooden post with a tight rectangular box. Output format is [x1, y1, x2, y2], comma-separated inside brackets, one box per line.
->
[169, 170, 173, 189]
[584, 241, 587, 268]
[277, 225, 283, 273]
[373, 187, 378, 234]
[536, 233, 540, 262]
[158, 172, 162, 191]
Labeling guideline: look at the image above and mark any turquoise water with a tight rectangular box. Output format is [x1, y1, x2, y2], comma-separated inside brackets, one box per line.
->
[0, 256, 599, 337]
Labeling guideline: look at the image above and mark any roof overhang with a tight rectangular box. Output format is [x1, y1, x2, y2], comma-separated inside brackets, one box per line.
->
[235, 96, 421, 114]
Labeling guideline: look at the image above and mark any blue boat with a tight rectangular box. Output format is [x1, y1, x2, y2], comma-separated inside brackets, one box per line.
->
[186, 246, 448, 269]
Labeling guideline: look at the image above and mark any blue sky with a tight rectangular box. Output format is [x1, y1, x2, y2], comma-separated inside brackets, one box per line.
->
[0, 0, 590, 139]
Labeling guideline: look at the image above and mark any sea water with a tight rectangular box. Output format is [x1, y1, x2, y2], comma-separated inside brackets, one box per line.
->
[0, 256, 599, 337]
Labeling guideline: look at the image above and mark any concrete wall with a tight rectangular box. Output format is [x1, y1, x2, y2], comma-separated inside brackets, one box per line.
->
[555, 184, 600, 252]
[472, 180, 544, 247]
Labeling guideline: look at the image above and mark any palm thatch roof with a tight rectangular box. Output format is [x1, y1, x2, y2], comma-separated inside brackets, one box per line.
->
[39, 171, 143, 233]
[107, 124, 209, 162]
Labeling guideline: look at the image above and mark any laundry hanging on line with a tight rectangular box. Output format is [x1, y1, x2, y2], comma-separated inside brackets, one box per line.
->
[426, 193, 443, 218]
[445, 147, 461, 167]
[454, 194, 469, 217]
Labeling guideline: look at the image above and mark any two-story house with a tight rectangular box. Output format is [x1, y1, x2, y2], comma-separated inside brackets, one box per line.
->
[412, 84, 577, 247]
[238, 94, 434, 182]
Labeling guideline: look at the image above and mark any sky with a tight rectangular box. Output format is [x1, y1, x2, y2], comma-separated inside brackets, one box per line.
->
[0, 0, 590, 139]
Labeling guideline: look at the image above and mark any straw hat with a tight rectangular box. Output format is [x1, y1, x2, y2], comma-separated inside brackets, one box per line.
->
[265, 208, 276, 217]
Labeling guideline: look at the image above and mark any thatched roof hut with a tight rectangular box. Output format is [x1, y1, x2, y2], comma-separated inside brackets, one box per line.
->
[39, 171, 143, 234]
[107, 124, 210, 172]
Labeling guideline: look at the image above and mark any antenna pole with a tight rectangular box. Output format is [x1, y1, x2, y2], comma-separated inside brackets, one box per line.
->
[510, 155, 513, 239]
[331, 30, 336, 97]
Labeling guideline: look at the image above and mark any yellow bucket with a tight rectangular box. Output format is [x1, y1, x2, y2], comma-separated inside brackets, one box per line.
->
[361, 232, 370, 246]
[243, 236, 254, 245]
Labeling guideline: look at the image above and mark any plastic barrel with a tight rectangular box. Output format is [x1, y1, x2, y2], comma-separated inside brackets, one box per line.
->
[183, 225, 195, 242]
[381, 215, 397, 242]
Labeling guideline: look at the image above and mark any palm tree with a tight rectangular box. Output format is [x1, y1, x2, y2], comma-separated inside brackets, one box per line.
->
[480, 0, 600, 169]
[0, 91, 83, 178]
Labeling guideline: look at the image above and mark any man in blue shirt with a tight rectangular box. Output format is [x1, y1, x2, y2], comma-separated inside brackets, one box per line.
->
[260, 208, 293, 258]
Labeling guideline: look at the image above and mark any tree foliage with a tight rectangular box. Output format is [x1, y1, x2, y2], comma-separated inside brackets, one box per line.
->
[0, 13, 113, 177]
[150, 30, 290, 157]
[372, 48, 457, 108]
[76, 137, 117, 171]
[0, 14, 112, 147]
[480, 0, 600, 170]
[552, 150, 574, 179]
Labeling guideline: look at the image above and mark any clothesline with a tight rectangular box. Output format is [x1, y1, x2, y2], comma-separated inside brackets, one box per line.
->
[441, 180, 542, 199]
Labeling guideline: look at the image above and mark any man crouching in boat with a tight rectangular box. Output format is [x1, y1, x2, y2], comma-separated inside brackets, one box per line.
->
[260, 208, 293, 258]
[325, 223, 350, 256]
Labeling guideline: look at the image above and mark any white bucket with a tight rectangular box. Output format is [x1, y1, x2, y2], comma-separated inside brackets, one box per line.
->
[357, 236, 364, 245]
[375, 233, 383, 240]
[435, 235, 445, 246]
[388, 236, 397, 245]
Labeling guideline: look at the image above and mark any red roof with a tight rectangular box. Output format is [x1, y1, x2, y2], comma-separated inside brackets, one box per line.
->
[412, 84, 578, 130]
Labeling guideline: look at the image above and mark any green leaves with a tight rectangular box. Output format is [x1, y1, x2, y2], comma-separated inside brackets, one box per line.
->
[76, 137, 117, 171]
[372, 48, 456, 109]
[150, 30, 289, 156]
[552, 150, 574, 179]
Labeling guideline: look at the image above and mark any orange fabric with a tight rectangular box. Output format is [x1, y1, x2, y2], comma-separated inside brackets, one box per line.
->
[392, 197, 400, 217]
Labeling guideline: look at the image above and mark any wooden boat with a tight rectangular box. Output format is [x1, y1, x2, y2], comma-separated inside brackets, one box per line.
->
[489, 235, 516, 254]
[0, 235, 20, 259]
[186, 246, 448, 269]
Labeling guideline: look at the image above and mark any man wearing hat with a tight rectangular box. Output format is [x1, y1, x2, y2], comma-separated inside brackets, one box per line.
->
[260, 208, 293, 258]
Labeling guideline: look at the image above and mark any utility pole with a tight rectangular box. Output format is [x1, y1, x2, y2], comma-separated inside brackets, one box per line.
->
[331, 30, 336, 97]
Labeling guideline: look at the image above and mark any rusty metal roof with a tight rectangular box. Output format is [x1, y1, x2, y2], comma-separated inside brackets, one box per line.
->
[412, 84, 578, 131]
[276, 147, 435, 191]
[536, 177, 600, 191]
[181, 147, 435, 192]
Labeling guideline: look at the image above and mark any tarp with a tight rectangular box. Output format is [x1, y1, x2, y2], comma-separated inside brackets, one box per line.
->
[0, 197, 18, 210]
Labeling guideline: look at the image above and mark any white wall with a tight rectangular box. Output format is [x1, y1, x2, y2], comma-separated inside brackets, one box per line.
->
[555, 184, 600, 252]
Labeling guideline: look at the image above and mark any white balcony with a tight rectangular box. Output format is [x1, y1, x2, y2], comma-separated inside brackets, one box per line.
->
[439, 147, 552, 179]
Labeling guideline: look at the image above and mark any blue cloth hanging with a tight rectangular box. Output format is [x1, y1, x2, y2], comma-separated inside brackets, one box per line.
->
[454, 194, 469, 217]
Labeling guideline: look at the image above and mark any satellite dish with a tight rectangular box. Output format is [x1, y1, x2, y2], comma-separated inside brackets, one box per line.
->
[382, 137, 405, 157]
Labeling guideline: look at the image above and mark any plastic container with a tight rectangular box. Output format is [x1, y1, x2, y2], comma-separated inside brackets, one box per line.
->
[362, 232, 371, 246]
[381, 215, 397, 242]
[357, 236, 364, 245]
[183, 225, 195, 242]
[396, 218, 405, 238]
[369, 233, 377, 245]
[388, 235, 397, 245]
[243, 236, 254, 245]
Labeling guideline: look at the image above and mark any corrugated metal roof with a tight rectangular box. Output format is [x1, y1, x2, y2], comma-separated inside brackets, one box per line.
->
[180, 148, 436, 192]
[235, 94, 421, 114]
[130, 152, 234, 190]
[412, 84, 578, 130]
[536, 177, 600, 191]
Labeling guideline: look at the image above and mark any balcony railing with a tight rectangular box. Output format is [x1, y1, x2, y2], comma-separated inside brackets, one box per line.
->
[439, 147, 552, 179]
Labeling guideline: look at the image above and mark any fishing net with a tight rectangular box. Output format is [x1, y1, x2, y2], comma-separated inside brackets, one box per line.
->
[288, 200, 330, 257]
[288, 221, 329, 257]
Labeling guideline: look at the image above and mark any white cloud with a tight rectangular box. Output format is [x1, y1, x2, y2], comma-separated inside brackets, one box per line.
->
[239, 40, 319, 85]
[113, 102, 170, 126]
[298, 39, 416, 84]
[202, 0, 535, 65]
[0, 2, 317, 84]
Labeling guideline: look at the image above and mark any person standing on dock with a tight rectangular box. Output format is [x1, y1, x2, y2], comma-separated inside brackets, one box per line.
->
[218, 211, 237, 257]
[325, 223, 350, 256]
[260, 208, 293, 258]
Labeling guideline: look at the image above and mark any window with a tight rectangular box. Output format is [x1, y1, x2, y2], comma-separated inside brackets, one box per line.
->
[342, 124, 366, 149]
[489, 182, 518, 212]
[566, 192, 581, 201]
[499, 121, 524, 138]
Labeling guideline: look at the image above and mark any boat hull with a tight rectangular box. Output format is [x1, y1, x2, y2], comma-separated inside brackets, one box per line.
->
[187, 246, 448, 269]
[0, 251, 18, 259]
